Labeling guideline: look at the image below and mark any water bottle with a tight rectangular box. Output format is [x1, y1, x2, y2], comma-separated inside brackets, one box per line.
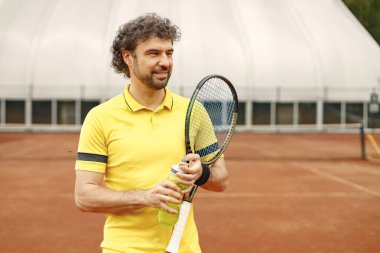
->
[157, 162, 188, 226]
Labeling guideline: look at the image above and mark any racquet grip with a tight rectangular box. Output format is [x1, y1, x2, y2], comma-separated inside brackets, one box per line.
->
[166, 201, 192, 253]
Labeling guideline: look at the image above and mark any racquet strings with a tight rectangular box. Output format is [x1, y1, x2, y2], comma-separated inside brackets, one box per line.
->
[166, 75, 238, 253]
[189, 77, 237, 164]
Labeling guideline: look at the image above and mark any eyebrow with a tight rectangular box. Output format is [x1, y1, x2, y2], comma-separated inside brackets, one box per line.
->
[145, 48, 174, 54]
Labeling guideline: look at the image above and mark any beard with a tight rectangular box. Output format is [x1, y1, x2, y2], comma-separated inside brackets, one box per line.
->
[132, 61, 171, 90]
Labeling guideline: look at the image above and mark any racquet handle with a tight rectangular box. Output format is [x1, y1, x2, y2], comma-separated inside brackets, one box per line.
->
[166, 201, 192, 253]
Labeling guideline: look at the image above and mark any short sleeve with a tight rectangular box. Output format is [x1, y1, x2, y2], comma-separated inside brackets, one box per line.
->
[75, 108, 108, 173]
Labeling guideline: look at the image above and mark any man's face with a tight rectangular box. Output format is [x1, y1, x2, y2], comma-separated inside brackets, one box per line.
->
[127, 37, 174, 90]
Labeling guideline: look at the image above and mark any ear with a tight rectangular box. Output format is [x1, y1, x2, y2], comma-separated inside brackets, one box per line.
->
[121, 49, 132, 65]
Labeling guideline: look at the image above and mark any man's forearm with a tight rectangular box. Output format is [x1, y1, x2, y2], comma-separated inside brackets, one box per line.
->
[201, 158, 228, 192]
[75, 184, 146, 214]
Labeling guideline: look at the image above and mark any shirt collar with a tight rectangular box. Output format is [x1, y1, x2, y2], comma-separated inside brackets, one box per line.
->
[122, 84, 174, 112]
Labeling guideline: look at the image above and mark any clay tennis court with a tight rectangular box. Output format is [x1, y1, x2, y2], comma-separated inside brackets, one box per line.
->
[1, 132, 380, 253]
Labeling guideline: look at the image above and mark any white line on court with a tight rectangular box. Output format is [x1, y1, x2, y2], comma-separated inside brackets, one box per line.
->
[0, 192, 367, 199]
[341, 161, 380, 177]
[294, 162, 380, 198]
[196, 192, 366, 198]
[0, 193, 73, 198]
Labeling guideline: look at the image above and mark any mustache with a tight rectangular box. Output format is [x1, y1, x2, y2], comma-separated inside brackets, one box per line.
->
[154, 66, 169, 73]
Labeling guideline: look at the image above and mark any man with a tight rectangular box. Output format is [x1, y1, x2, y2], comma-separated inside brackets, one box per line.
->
[74, 13, 228, 253]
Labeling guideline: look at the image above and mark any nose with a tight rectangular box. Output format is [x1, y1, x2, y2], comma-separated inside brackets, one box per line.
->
[158, 54, 171, 68]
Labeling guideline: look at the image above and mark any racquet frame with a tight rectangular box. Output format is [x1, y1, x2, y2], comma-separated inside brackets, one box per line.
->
[166, 74, 238, 253]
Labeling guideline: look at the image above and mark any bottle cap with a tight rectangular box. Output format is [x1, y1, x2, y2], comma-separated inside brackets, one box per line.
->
[171, 162, 187, 174]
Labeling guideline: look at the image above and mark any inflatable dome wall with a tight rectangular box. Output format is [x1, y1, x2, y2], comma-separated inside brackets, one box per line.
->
[1, 0, 380, 131]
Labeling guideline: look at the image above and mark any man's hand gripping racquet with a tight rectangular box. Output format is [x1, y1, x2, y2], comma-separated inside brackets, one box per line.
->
[166, 75, 239, 253]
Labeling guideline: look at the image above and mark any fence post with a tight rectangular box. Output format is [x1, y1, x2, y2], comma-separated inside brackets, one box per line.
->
[360, 120, 366, 160]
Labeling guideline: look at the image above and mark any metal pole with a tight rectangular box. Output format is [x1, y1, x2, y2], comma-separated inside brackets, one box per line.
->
[360, 120, 366, 160]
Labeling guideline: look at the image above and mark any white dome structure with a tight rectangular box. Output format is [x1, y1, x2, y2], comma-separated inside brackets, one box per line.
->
[0, 0, 380, 131]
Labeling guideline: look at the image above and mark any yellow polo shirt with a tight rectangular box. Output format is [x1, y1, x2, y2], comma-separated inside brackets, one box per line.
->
[75, 85, 214, 253]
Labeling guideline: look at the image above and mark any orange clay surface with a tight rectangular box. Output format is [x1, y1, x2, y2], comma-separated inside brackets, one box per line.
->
[1, 132, 380, 253]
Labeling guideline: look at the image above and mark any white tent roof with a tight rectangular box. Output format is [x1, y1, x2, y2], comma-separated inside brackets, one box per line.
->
[0, 0, 380, 100]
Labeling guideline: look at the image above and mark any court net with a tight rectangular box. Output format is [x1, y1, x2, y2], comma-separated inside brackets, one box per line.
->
[226, 123, 366, 162]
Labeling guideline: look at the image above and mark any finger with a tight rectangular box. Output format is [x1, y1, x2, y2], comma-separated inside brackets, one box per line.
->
[179, 162, 201, 174]
[186, 153, 200, 159]
[177, 178, 195, 186]
[177, 166, 201, 179]
[181, 185, 194, 195]
[160, 202, 179, 214]
[183, 154, 200, 163]
[179, 162, 189, 171]
[158, 194, 182, 205]
[157, 186, 182, 200]
[177, 175, 198, 186]
[176, 171, 196, 180]
[160, 180, 181, 192]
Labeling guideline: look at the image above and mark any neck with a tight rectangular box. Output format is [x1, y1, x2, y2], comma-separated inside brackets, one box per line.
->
[128, 81, 165, 111]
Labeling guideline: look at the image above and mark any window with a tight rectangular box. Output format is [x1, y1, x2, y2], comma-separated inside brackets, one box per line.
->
[81, 100, 100, 123]
[323, 102, 341, 124]
[6, 100, 25, 124]
[298, 102, 316, 124]
[57, 101, 76, 125]
[252, 102, 270, 125]
[368, 102, 380, 128]
[237, 102, 246, 125]
[346, 103, 363, 124]
[276, 103, 293, 125]
[32, 101, 52, 124]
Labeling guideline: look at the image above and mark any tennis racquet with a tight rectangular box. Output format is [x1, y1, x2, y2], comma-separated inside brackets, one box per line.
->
[166, 74, 238, 253]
